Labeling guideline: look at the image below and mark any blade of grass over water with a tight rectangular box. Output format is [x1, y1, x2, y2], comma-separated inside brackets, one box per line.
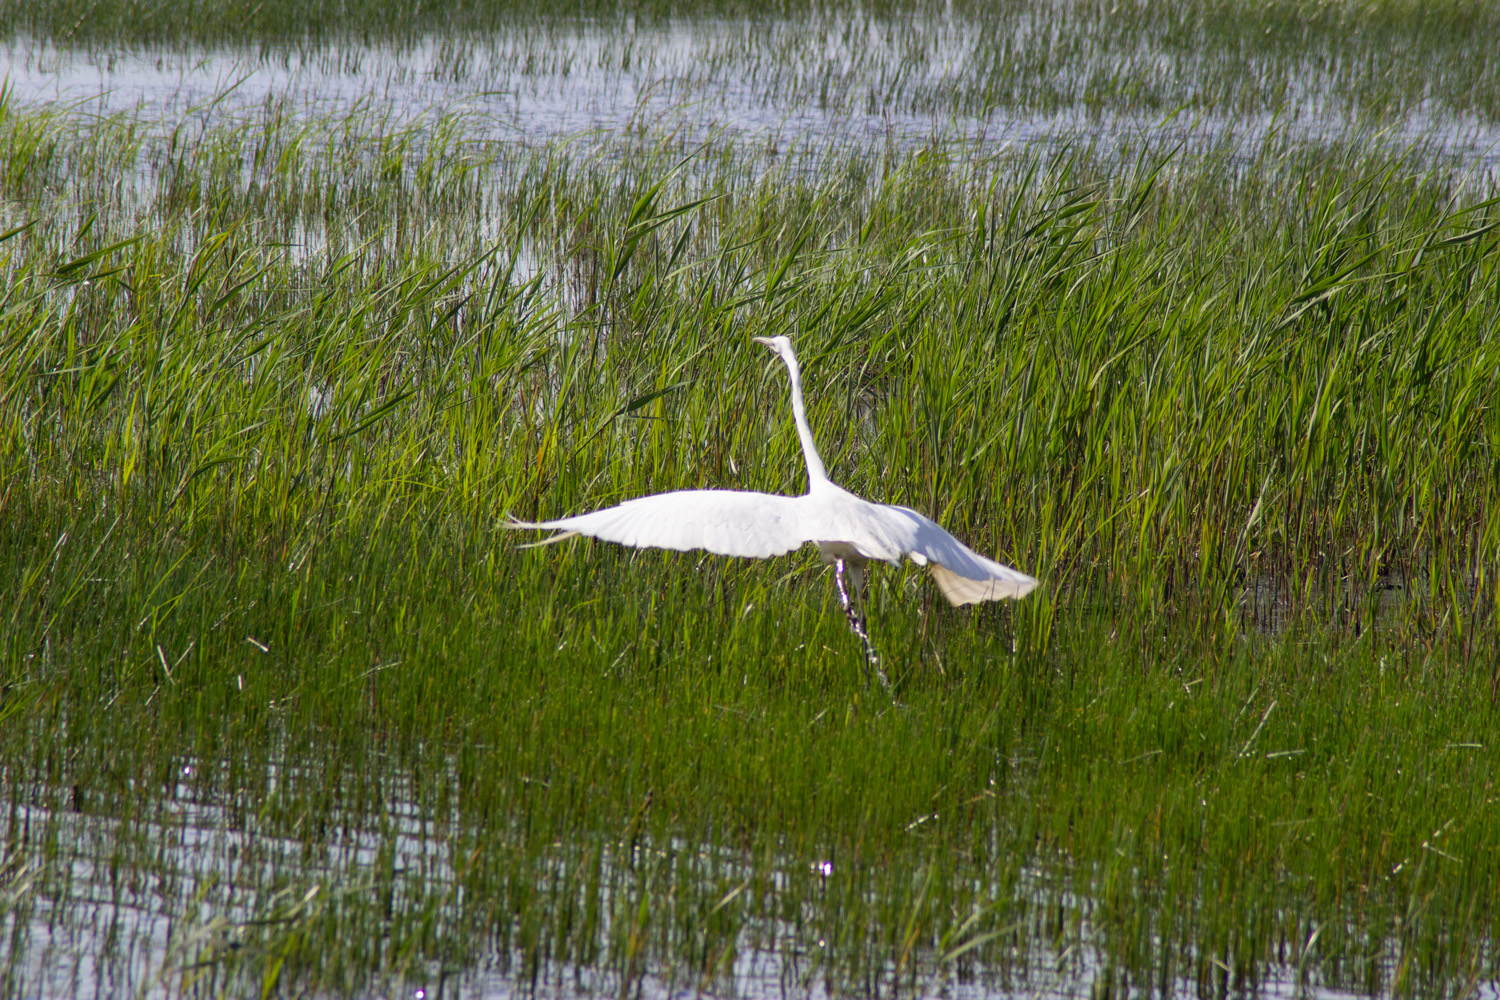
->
[3, 4, 1500, 997]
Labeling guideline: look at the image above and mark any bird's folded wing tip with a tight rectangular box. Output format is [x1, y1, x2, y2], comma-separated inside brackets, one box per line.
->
[505, 515, 581, 547]
[515, 529, 582, 549]
[928, 562, 1040, 605]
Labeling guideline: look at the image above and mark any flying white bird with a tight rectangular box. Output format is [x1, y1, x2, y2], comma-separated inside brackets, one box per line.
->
[510, 336, 1038, 680]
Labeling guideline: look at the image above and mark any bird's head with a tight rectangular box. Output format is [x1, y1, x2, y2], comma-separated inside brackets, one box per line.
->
[751, 335, 794, 359]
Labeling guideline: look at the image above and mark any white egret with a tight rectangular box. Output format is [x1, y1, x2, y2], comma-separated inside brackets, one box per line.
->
[510, 336, 1038, 680]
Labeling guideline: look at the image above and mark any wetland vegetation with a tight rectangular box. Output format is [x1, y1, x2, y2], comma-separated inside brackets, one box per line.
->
[2, 1, 1499, 997]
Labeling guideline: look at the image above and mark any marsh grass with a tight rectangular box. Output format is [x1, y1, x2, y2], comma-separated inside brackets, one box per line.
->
[2, 7, 1500, 995]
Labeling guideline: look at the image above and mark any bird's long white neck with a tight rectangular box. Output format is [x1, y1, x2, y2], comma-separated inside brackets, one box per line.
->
[780, 350, 830, 489]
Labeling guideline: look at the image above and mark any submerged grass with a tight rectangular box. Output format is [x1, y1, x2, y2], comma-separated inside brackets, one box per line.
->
[1, 16, 1499, 997]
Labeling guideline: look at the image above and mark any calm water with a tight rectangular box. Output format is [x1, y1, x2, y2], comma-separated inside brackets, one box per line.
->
[3, 760, 1396, 1000]
[5, 21, 1500, 167]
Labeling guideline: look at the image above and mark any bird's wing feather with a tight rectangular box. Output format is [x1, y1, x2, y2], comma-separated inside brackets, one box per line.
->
[509, 490, 813, 559]
[868, 504, 1039, 606]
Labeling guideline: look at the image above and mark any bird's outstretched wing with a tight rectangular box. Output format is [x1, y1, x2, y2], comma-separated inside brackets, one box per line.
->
[873, 505, 1038, 606]
[509, 490, 814, 559]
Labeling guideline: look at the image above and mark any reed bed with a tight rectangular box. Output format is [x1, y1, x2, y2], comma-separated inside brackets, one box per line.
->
[1, 3, 1499, 996]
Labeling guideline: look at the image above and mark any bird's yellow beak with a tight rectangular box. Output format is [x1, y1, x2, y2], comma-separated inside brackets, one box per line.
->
[751, 336, 775, 348]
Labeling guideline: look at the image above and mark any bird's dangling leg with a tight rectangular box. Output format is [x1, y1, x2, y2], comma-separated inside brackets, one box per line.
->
[835, 558, 889, 692]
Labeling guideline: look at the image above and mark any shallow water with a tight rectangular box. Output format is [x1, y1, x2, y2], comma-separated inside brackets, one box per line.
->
[5, 27, 1048, 147]
[0, 759, 1404, 999]
[6, 18, 1500, 168]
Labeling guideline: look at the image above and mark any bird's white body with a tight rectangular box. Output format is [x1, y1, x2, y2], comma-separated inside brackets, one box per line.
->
[511, 336, 1038, 607]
